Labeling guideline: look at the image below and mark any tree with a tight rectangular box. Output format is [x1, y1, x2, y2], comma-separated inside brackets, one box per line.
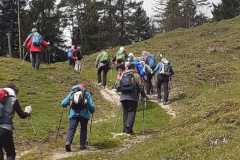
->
[128, 4, 152, 42]
[212, 0, 240, 21]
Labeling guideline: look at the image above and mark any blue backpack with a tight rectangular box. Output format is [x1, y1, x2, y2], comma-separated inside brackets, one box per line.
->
[146, 54, 157, 69]
[67, 49, 73, 58]
[32, 32, 42, 46]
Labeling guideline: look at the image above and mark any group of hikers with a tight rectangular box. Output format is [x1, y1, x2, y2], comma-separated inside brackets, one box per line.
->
[0, 28, 174, 159]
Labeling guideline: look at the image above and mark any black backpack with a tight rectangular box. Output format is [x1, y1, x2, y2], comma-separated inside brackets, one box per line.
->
[119, 72, 137, 93]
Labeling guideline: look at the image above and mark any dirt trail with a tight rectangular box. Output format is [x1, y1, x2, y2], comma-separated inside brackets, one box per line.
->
[18, 87, 176, 160]
[100, 88, 176, 118]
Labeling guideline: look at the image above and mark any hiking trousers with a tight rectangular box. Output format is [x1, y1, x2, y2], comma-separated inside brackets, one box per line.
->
[121, 100, 138, 134]
[66, 116, 88, 147]
[30, 52, 41, 70]
[97, 64, 108, 87]
[145, 73, 153, 95]
[0, 128, 16, 160]
[156, 74, 169, 103]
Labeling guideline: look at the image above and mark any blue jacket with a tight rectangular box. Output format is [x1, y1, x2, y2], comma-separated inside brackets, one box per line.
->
[61, 89, 95, 120]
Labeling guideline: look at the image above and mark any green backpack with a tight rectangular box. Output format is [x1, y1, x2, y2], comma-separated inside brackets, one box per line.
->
[116, 51, 126, 61]
[99, 51, 109, 62]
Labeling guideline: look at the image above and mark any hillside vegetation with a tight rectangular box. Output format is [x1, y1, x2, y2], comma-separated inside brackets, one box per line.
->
[1, 16, 240, 159]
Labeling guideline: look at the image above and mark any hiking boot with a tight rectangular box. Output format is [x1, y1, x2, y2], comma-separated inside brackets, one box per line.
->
[163, 101, 169, 105]
[65, 144, 71, 152]
[80, 145, 87, 150]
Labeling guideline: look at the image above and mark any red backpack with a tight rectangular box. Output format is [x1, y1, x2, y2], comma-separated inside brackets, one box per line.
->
[0, 89, 8, 103]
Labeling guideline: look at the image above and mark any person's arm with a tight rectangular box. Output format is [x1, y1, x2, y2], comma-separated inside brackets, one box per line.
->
[23, 34, 32, 47]
[86, 92, 95, 113]
[41, 40, 49, 48]
[153, 63, 160, 74]
[14, 100, 30, 119]
[170, 66, 174, 76]
[61, 93, 72, 108]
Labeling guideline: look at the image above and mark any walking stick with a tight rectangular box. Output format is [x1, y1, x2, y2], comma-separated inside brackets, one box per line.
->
[88, 113, 94, 145]
[28, 117, 37, 136]
[55, 108, 64, 141]
[142, 98, 147, 134]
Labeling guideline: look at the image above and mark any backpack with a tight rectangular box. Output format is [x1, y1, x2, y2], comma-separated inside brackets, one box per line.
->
[32, 32, 42, 46]
[119, 72, 137, 93]
[67, 49, 73, 58]
[70, 89, 87, 111]
[159, 62, 171, 75]
[0, 89, 9, 118]
[116, 51, 126, 61]
[146, 54, 157, 69]
[99, 51, 109, 62]
[0, 89, 8, 104]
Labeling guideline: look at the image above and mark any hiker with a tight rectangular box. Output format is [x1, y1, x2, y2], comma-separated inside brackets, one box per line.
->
[23, 27, 50, 70]
[96, 49, 111, 88]
[66, 46, 74, 67]
[117, 62, 146, 134]
[153, 58, 174, 105]
[142, 51, 157, 95]
[113, 47, 128, 76]
[61, 84, 95, 152]
[0, 83, 32, 160]
[73, 46, 83, 72]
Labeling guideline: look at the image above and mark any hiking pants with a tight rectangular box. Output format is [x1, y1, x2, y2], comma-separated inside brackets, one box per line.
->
[66, 116, 88, 147]
[145, 73, 153, 95]
[30, 52, 41, 69]
[97, 65, 108, 87]
[0, 128, 16, 160]
[121, 100, 138, 134]
[156, 74, 169, 103]
[74, 60, 81, 72]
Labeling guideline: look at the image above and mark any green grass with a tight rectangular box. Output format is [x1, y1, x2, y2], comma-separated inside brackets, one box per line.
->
[2, 16, 240, 160]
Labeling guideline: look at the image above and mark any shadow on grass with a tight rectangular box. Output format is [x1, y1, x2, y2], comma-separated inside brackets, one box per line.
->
[92, 139, 120, 150]
[137, 101, 158, 112]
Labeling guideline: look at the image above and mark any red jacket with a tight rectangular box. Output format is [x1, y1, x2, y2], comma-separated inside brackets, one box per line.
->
[23, 33, 49, 53]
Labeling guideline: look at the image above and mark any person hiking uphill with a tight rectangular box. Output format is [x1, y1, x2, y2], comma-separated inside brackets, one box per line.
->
[153, 58, 174, 105]
[96, 49, 111, 88]
[66, 46, 74, 67]
[23, 28, 50, 70]
[61, 84, 95, 152]
[117, 62, 146, 134]
[0, 83, 32, 160]
[141, 51, 157, 95]
[113, 47, 128, 79]
[73, 46, 83, 72]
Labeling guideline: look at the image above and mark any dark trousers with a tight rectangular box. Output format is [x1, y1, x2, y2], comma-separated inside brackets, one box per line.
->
[97, 65, 108, 87]
[66, 117, 88, 146]
[145, 73, 153, 95]
[30, 52, 41, 69]
[157, 74, 169, 102]
[121, 101, 138, 134]
[0, 128, 16, 160]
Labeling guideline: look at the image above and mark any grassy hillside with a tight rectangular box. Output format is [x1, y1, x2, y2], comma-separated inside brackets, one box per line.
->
[1, 16, 240, 159]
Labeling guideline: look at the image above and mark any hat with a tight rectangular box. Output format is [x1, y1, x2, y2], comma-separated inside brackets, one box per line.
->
[32, 28, 37, 33]
[129, 53, 134, 57]
[119, 47, 125, 53]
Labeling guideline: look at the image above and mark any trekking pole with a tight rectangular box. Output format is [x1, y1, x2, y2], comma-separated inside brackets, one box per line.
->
[28, 116, 37, 136]
[142, 98, 147, 134]
[88, 113, 94, 145]
[113, 105, 122, 132]
[55, 108, 64, 141]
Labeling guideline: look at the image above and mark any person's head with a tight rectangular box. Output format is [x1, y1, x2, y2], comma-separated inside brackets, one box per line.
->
[79, 83, 86, 89]
[119, 46, 125, 53]
[6, 83, 19, 95]
[32, 28, 37, 33]
[142, 51, 149, 57]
